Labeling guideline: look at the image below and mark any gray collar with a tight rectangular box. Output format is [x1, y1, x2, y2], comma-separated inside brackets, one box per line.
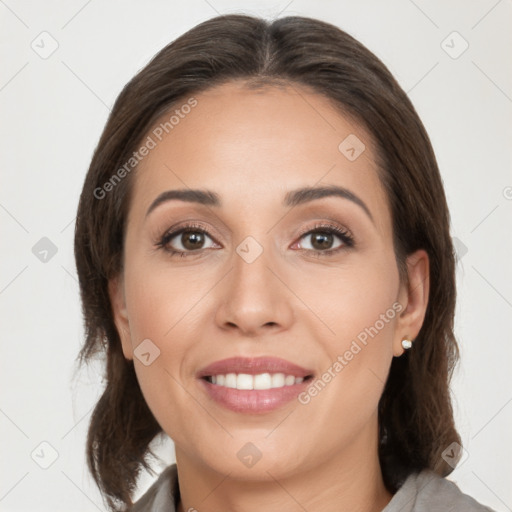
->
[130, 463, 180, 511]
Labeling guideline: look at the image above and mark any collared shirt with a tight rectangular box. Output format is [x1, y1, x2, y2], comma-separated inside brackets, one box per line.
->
[129, 463, 496, 511]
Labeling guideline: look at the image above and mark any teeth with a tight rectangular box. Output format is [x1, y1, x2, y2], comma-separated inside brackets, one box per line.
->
[254, 373, 272, 390]
[225, 373, 237, 388]
[207, 372, 307, 390]
[272, 373, 285, 388]
[237, 373, 253, 390]
[284, 375, 295, 386]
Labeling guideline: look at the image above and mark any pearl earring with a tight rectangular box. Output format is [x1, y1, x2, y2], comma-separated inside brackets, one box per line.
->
[401, 338, 413, 350]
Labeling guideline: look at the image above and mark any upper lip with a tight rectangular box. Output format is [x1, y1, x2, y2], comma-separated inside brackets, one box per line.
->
[197, 356, 314, 378]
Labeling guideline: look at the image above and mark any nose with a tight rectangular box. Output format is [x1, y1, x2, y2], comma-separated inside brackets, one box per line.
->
[214, 243, 294, 337]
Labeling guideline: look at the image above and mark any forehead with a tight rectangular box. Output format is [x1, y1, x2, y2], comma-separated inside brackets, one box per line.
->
[129, 81, 390, 233]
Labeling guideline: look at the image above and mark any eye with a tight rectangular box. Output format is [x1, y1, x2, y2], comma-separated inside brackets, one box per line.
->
[294, 223, 354, 256]
[155, 222, 219, 257]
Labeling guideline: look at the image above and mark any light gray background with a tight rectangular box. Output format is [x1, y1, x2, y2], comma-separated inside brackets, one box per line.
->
[1, 1, 511, 511]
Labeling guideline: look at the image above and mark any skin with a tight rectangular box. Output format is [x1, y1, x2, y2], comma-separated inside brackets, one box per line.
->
[109, 81, 429, 512]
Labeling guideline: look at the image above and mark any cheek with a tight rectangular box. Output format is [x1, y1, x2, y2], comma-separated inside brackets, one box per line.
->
[123, 255, 208, 344]
[122, 258, 214, 439]
[291, 253, 399, 411]
[289, 250, 399, 346]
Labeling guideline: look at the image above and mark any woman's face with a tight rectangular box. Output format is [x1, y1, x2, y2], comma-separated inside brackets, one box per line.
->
[110, 81, 428, 481]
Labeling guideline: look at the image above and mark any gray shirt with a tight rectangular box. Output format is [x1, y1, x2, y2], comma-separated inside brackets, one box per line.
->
[129, 463, 497, 511]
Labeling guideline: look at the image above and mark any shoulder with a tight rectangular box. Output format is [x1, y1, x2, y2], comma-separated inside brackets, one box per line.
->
[128, 463, 179, 512]
[384, 469, 497, 512]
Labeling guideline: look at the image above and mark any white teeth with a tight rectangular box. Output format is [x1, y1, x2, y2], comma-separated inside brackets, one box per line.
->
[236, 374, 253, 390]
[271, 373, 285, 388]
[254, 373, 272, 390]
[207, 372, 307, 390]
[225, 373, 237, 389]
[285, 375, 295, 386]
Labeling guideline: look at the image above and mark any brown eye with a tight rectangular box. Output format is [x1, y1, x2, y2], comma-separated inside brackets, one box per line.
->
[299, 229, 345, 252]
[309, 231, 335, 250]
[180, 231, 206, 250]
[156, 225, 219, 257]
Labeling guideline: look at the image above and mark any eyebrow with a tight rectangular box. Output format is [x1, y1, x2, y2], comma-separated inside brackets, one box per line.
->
[145, 185, 374, 223]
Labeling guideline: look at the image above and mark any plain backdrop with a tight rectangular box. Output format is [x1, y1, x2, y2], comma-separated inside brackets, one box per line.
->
[1, 1, 511, 511]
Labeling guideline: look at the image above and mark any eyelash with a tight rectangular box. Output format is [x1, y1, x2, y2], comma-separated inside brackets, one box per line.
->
[154, 221, 355, 259]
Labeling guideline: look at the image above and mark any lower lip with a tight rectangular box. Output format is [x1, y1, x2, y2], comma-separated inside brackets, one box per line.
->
[199, 378, 311, 414]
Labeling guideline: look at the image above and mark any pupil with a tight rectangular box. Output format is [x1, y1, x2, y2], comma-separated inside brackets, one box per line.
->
[183, 231, 204, 250]
[312, 232, 332, 250]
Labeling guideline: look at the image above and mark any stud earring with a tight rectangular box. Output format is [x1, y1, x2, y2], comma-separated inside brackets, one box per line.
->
[401, 338, 413, 350]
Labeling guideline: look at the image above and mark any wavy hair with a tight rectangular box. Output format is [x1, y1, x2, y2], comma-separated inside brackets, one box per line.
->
[74, 13, 460, 511]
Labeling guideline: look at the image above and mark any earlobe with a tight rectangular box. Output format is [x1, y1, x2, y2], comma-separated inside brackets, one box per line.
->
[108, 275, 134, 360]
[393, 249, 430, 357]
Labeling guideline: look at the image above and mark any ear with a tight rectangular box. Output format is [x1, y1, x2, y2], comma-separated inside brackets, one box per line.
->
[108, 274, 134, 360]
[393, 249, 430, 357]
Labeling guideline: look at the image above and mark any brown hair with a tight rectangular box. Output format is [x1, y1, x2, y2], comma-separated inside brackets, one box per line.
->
[74, 13, 460, 511]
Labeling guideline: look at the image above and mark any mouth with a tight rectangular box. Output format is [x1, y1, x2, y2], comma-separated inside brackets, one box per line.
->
[197, 356, 314, 413]
[197, 356, 314, 384]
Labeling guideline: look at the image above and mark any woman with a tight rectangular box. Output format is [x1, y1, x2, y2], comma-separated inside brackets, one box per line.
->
[74, 13, 496, 512]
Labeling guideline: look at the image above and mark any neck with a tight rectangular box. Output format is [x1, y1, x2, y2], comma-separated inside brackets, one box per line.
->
[175, 416, 393, 512]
